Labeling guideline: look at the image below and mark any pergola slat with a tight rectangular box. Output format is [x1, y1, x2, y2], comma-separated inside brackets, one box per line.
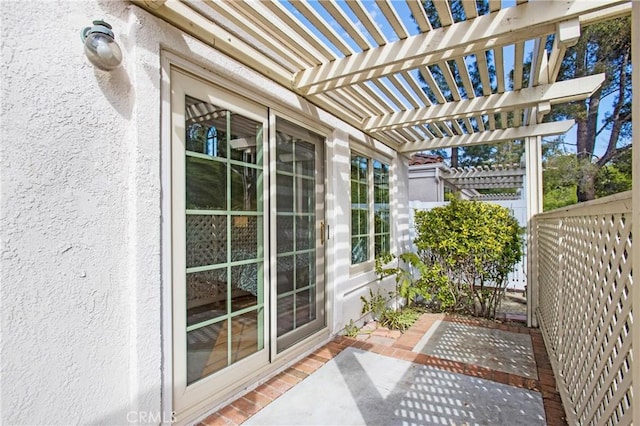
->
[405, 0, 433, 32]
[288, 1, 355, 56]
[342, 87, 387, 117]
[463, 118, 474, 134]
[344, 0, 388, 46]
[387, 75, 421, 109]
[375, 0, 409, 40]
[489, 0, 502, 13]
[232, 2, 327, 66]
[462, 1, 478, 20]
[371, 79, 408, 110]
[494, 46, 506, 94]
[513, 41, 525, 127]
[259, 1, 337, 61]
[358, 83, 395, 114]
[476, 116, 486, 132]
[203, 1, 308, 71]
[433, 0, 454, 26]
[400, 71, 433, 107]
[476, 51, 493, 96]
[320, 1, 373, 51]
[401, 120, 575, 152]
[437, 61, 461, 101]
[455, 57, 476, 99]
[420, 66, 446, 104]
[417, 124, 435, 139]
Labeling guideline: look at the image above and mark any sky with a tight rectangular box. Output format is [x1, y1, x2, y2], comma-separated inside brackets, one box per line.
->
[281, 0, 616, 158]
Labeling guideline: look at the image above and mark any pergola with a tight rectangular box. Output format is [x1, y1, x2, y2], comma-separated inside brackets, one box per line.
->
[135, 0, 627, 153]
[442, 164, 525, 200]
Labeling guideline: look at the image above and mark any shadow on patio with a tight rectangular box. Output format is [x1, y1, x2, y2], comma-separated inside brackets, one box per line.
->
[200, 314, 566, 426]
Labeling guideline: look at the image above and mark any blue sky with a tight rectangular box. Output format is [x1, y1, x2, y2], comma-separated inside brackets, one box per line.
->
[282, 0, 614, 158]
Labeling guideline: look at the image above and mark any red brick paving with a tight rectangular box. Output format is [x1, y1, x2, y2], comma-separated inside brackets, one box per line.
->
[198, 313, 567, 426]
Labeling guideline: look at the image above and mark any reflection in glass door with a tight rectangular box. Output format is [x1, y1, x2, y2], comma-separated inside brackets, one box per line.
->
[274, 117, 325, 351]
[181, 93, 266, 385]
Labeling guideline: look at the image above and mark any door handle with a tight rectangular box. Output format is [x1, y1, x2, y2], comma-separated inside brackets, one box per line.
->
[320, 221, 325, 245]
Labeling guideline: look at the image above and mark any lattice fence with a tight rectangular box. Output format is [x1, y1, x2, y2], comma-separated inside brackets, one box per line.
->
[534, 192, 633, 425]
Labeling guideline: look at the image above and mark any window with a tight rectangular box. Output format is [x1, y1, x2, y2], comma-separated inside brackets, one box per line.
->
[350, 153, 391, 265]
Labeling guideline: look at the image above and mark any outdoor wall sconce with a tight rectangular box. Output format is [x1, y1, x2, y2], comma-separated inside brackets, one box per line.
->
[81, 20, 122, 71]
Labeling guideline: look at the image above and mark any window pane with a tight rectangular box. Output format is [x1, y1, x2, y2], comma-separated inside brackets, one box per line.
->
[231, 216, 258, 261]
[185, 96, 227, 158]
[296, 289, 315, 327]
[298, 178, 315, 213]
[231, 263, 259, 311]
[295, 216, 313, 251]
[295, 141, 315, 177]
[276, 174, 294, 212]
[352, 236, 368, 264]
[186, 156, 227, 210]
[231, 165, 258, 211]
[230, 310, 261, 363]
[276, 215, 294, 254]
[186, 215, 227, 268]
[277, 294, 294, 336]
[229, 113, 261, 163]
[186, 270, 227, 327]
[277, 255, 295, 294]
[187, 320, 227, 385]
[374, 160, 390, 257]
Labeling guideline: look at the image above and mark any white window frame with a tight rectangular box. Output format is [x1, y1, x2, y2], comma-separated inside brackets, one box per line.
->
[349, 145, 392, 275]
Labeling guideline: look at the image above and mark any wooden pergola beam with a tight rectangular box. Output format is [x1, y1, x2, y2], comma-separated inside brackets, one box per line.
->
[366, 74, 604, 132]
[400, 120, 575, 152]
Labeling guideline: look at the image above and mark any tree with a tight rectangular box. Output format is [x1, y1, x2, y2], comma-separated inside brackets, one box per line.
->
[541, 137, 578, 210]
[548, 16, 632, 201]
[417, 1, 525, 167]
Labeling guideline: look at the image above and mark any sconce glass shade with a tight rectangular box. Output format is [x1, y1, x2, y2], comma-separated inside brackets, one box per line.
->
[81, 20, 122, 71]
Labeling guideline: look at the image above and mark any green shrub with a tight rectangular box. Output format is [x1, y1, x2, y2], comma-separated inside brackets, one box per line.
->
[414, 199, 524, 318]
[379, 307, 423, 332]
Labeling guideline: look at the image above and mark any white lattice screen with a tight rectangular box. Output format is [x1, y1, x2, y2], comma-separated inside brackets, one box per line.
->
[534, 192, 633, 426]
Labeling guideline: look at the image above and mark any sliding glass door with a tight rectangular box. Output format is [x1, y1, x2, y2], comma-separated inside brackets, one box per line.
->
[170, 69, 326, 414]
[273, 117, 325, 352]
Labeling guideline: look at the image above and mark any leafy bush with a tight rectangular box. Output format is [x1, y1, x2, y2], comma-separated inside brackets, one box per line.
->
[379, 307, 423, 332]
[360, 288, 391, 320]
[414, 199, 524, 318]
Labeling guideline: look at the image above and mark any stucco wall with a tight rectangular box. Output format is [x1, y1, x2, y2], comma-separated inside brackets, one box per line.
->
[408, 165, 443, 202]
[0, 1, 411, 424]
[2, 1, 162, 424]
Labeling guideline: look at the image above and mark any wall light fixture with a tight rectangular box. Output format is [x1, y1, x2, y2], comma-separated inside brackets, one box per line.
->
[81, 20, 122, 71]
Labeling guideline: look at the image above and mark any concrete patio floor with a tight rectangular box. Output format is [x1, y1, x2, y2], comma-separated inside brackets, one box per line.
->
[200, 314, 567, 426]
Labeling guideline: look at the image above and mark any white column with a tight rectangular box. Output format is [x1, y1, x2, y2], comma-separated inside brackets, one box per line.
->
[631, 3, 639, 425]
[525, 135, 542, 327]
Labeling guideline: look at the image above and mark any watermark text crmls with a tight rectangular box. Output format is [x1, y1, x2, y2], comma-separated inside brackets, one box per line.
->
[126, 411, 176, 424]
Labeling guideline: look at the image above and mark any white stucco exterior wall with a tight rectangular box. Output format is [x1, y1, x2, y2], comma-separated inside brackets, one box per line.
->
[1, 1, 411, 424]
[1, 1, 162, 424]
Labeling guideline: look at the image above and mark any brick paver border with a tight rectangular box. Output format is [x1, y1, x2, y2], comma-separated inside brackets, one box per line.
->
[199, 314, 567, 426]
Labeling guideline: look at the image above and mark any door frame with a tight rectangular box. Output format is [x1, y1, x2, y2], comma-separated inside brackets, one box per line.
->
[161, 52, 334, 424]
[269, 113, 327, 355]
[169, 68, 271, 414]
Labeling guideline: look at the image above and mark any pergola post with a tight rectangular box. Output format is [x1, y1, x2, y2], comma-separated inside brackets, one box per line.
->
[632, 2, 639, 424]
[525, 135, 542, 328]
